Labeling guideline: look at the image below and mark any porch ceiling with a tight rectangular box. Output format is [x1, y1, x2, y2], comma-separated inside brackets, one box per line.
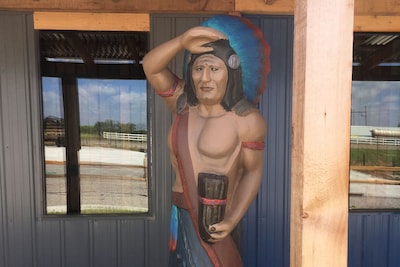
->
[38, 31, 400, 81]
[39, 30, 149, 79]
[353, 33, 400, 81]
[39, 30, 148, 64]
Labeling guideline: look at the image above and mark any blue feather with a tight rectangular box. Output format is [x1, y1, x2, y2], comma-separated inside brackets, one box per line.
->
[168, 205, 178, 251]
[201, 15, 270, 104]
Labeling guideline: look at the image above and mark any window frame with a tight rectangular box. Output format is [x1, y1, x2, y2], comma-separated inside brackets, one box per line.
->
[34, 28, 156, 219]
[349, 32, 400, 212]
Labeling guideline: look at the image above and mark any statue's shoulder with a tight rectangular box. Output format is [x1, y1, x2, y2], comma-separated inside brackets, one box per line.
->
[237, 109, 266, 142]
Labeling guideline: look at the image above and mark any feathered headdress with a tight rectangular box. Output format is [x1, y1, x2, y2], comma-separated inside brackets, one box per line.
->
[201, 15, 270, 105]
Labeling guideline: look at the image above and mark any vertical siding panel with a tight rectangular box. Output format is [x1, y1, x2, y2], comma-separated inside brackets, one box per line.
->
[242, 15, 293, 267]
[0, 12, 36, 267]
[363, 215, 389, 267]
[146, 15, 174, 267]
[36, 221, 63, 267]
[0, 14, 7, 267]
[348, 214, 364, 267]
[241, 202, 258, 266]
[93, 221, 118, 267]
[388, 215, 400, 267]
[64, 220, 90, 267]
[261, 17, 293, 267]
[0, 13, 8, 267]
[119, 220, 145, 267]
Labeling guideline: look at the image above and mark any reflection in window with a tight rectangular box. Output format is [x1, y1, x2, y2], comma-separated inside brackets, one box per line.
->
[43, 77, 148, 214]
[350, 33, 400, 210]
[40, 30, 149, 215]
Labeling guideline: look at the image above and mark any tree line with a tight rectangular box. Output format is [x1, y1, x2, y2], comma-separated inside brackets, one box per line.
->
[80, 120, 146, 136]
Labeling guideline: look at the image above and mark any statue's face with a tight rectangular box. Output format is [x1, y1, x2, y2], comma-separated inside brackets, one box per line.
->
[191, 54, 228, 106]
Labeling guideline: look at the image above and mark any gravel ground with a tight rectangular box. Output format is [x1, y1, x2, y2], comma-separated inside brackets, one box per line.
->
[44, 145, 149, 214]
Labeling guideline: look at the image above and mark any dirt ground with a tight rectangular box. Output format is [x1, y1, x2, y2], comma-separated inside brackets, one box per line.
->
[45, 141, 149, 214]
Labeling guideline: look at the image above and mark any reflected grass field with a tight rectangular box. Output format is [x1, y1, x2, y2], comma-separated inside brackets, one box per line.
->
[350, 147, 400, 167]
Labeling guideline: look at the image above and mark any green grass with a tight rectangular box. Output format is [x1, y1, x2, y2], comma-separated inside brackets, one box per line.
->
[80, 133, 100, 139]
[350, 147, 400, 166]
[81, 209, 147, 215]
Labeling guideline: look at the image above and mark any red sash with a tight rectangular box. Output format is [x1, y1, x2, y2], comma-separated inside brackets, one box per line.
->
[171, 108, 242, 267]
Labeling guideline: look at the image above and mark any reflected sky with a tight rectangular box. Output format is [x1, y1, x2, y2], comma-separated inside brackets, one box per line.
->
[42, 77, 147, 128]
[352, 81, 400, 127]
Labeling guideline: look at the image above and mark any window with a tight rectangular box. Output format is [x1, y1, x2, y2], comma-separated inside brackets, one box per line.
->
[350, 33, 400, 210]
[40, 31, 150, 215]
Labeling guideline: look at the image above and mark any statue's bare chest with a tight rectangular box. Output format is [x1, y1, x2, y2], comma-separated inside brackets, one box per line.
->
[188, 109, 240, 168]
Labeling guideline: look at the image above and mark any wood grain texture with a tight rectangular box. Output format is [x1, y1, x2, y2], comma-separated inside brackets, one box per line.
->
[236, 0, 294, 14]
[0, 0, 234, 13]
[290, 0, 353, 266]
[2, 0, 400, 16]
[34, 12, 150, 31]
[354, 15, 400, 32]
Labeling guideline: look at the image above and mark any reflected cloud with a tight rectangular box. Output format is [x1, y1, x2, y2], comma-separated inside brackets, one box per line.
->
[352, 81, 400, 127]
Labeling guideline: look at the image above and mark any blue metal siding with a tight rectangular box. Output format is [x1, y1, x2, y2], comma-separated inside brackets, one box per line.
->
[0, 12, 37, 267]
[388, 215, 400, 266]
[0, 11, 172, 267]
[348, 213, 400, 267]
[241, 15, 293, 267]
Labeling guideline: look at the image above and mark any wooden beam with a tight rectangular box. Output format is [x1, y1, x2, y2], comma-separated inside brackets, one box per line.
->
[236, 0, 294, 14]
[34, 12, 150, 31]
[33, 11, 400, 33]
[354, 0, 400, 15]
[2, 0, 400, 16]
[290, 0, 353, 266]
[354, 16, 400, 32]
[0, 0, 234, 13]
[236, 0, 400, 15]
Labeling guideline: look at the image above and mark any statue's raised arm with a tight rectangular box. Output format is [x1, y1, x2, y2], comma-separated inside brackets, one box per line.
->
[143, 27, 226, 112]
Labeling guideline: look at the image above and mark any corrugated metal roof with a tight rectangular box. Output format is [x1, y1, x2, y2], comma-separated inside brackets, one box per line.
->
[39, 30, 148, 64]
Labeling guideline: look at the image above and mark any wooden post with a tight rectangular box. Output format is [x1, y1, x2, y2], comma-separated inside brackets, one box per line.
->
[291, 0, 354, 266]
[62, 77, 81, 214]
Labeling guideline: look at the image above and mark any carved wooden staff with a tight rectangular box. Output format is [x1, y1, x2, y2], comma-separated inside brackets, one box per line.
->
[198, 172, 228, 242]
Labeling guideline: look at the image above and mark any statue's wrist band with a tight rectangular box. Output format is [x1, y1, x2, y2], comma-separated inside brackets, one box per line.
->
[199, 196, 227, 206]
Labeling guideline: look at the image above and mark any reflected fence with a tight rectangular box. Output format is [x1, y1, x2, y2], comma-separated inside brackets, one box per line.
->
[351, 136, 400, 146]
[103, 131, 147, 142]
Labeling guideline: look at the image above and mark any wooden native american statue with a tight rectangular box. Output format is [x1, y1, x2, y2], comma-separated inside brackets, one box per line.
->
[143, 14, 270, 267]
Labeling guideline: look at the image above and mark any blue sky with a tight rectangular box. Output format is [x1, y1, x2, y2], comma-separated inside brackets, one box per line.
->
[42, 77, 147, 127]
[352, 81, 400, 127]
[42, 78, 400, 128]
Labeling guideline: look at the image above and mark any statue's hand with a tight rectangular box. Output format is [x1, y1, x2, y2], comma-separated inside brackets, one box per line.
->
[207, 219, 234, 243]
[181, 26, 227, 54]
